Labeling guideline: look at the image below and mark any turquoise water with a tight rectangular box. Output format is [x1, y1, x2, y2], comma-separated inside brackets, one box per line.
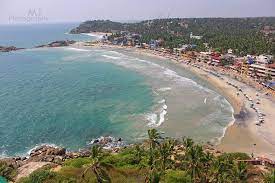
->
[0, 24, 234, 156]
[0, 176, 7, 183]
[0, 23, 92, 48]
[0, 49, 154, 156]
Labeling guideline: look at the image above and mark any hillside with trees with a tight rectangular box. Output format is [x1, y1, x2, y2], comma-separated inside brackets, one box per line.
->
[1, 129, 275, 183]
[70, 18, 275, 56]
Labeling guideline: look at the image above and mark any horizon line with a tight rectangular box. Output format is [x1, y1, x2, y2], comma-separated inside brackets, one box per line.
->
[1, 16, 275, 25]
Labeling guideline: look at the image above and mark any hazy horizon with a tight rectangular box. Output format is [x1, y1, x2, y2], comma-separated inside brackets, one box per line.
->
[1, 0, 275, 25]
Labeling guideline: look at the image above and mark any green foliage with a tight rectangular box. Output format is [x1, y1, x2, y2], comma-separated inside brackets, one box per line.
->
[218, 152, 250, 161]
[102, 147, 146, 168]
[265, 169, 275, 183]
[73, 18, 275, 55]
[164, 170, 191, 183]
[64, 157, 94, 168]
[91, 145, 102, 159]
[147, 169, 161, 183]
[0, 161, 16, 181]
[19, 169, 76, 183]
[17, 129, 263, 183]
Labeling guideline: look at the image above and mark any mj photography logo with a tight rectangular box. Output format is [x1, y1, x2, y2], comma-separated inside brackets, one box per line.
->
[9, 8, 48, 23]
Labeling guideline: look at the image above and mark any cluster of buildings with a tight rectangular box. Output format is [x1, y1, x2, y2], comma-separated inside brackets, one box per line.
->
[195, 50, 275, 83]
[171, 46, 274, 87]
[99, 31, 275, 87]
[101, 31, 142, 47]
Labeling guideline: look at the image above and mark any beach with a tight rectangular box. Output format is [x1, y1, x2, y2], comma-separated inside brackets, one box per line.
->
[77, 42, 275, 160]
[140, 48, 275, 159]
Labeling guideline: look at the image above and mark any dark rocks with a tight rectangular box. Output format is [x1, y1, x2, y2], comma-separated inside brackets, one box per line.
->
[90, 136, 126, 152]
[93, 139, 99, 144]
[1, 157, 24, 169]
[35, 40, 76, 48]
[26, 145, 67, 164]
[0, 137, 127, 169]
[30, 145, 66, 157]
[0, 46, 24, 52]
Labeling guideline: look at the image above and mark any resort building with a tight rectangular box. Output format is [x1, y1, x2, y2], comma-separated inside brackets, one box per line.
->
[254, 55, 273, 65]
[236, 55, 275, 81]
[248, 63, 275, 80]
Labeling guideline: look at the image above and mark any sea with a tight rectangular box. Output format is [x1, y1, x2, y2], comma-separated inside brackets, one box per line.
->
[0, 23, 234, 157]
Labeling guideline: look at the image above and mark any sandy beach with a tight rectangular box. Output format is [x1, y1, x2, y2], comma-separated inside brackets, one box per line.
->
[75, 42, 275, 160]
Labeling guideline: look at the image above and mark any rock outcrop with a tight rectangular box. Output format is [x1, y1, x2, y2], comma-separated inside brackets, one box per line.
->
[0, 46, 24, 52]
[35, 40, 76, 48]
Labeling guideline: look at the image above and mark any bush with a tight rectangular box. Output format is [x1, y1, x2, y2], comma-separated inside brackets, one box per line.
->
[19, 169, 54, 183]
[19, 169, 76, 183]
[219, 152, 250, 160]
[102, 153, 140, 168]
[164, 170, 191, 183]
[0, 161, 16, 181]
[64, 158, 93, 168]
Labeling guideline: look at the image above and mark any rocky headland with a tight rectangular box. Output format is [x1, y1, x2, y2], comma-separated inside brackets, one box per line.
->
[35, 40, 76, 48]
[0, 46, 24, 53]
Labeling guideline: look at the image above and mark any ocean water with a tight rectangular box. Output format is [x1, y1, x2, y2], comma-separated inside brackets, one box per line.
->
[0, 24, 234, 156]
[0, 23, 93, 48]
[0, 48, 154, 156]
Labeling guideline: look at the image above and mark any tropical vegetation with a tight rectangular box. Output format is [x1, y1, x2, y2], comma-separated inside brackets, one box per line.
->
[9, 129, 273, 183]
[70, 18, 275, 56]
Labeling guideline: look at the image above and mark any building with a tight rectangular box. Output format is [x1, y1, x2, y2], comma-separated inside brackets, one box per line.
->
[211, 53, 221, 66]
[198, 51, 211, 63]
[248, 63, 275, 80]
[227, 49, 233, 54]
[255, 55, 273, 65]
[240, 55, 275, 81]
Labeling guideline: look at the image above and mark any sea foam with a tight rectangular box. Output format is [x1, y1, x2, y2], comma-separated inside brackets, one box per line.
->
[102, 55, 121, 60]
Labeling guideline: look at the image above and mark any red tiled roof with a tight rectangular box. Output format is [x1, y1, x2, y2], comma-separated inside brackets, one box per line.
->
[268, 63, 275, 69]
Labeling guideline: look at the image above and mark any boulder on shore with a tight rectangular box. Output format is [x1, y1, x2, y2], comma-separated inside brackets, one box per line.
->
[29, 145, 66, 157]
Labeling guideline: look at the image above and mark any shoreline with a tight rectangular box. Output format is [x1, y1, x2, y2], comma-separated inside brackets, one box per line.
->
[2, 42, 275, 160]
[80, 42, 275, 159]
[135, 48, 275, 159]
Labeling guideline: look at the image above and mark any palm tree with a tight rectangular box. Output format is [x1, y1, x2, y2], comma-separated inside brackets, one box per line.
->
[148, 129, 161, 150]
[182, 137, 194, 151]
[232, 161, 248, 182]
[91, 145, 102, 159]
[147, 129, 161, 169]
[159, 138, 175, 171]
[209, 154, 234, 183]
[185, 145, 204, 182]
[82, 145, 112, 183]
[200, 152, 214, 182]
[134, 144, 143, 164]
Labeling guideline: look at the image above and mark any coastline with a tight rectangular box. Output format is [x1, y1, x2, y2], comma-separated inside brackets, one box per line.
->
[2, 41, 274, 160]
[136, 48, 275, 159]
[79, 42, 275, 159]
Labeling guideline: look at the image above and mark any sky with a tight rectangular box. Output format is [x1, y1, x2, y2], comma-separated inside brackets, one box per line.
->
[1, 0, 275, 24]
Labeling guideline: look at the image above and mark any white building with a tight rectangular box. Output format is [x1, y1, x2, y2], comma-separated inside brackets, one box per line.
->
[255, 55, 273, 65]
[227, 49, 233, 54]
